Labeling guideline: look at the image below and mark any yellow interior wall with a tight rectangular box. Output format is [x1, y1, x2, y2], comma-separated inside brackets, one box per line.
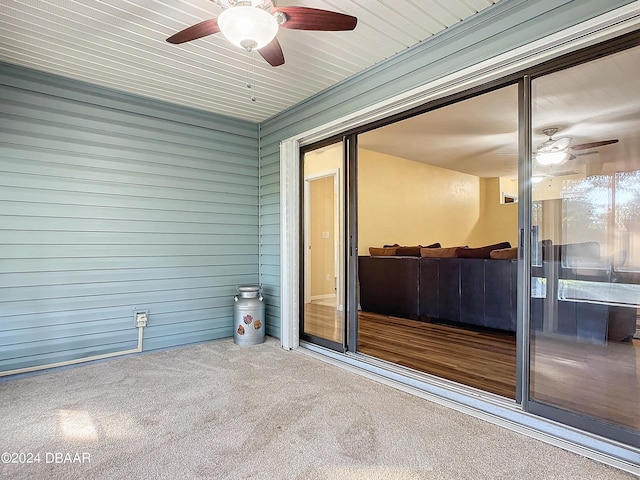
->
[468, 178, 519, 247]
[499, 177, 518, 202]
[306, 147, 518, 255]
[309, 176, 335, 297]
[358, 149, 518, 252]
[358, 149, 480, 251]
[304, 144, 341, 175]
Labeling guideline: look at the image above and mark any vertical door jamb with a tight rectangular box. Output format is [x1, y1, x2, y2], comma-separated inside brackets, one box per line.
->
[345, 134, 359, 352]
[517, 75, 533, 408]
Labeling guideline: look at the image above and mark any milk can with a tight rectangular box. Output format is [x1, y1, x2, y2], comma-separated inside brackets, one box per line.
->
[233, 285, 265, 346]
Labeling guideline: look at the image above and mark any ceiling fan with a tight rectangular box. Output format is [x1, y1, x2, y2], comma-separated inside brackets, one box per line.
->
[166, 0, 358, 67]
[535, 127, 619, 166]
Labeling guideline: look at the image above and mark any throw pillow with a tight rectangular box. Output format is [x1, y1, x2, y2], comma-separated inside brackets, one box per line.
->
[455, 241, 512, 259]
[369, 246, 399, 256]
[490, 247, 518, 259]
[423, 242, 441, 249]
[395, 245, 422, 256]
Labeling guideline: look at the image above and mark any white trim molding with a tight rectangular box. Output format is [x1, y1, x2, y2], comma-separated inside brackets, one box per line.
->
[279, 139, 300, 350]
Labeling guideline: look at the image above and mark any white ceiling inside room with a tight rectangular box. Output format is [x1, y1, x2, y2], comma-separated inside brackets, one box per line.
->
[359, 42, 640, 180]
[0, 0, 501, 123]
[359, 84, 520, 178]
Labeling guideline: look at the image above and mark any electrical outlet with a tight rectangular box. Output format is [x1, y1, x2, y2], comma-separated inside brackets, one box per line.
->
[134, 310, 148, 327]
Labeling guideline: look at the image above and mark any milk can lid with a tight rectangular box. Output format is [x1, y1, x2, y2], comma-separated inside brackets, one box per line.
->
[237, 284, 261, 293]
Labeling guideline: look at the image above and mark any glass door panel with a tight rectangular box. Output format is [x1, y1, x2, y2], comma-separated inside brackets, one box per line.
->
[301, 143, 346, 350]
[356, 84, 520, 398]
[529, 45, 640, 444]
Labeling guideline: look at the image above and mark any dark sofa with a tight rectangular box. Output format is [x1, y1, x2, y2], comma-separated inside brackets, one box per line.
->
[358, 255, 421, 320]
[358, 241, 638, 342]
[420, 257, 517, 332]
[358, 255, 517, 331]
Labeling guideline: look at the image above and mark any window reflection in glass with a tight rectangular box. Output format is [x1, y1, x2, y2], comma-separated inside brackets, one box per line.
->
[529, 44, 640, 438]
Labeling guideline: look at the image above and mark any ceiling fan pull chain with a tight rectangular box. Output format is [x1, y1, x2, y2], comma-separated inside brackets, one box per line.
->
[246, 49, 257, 102]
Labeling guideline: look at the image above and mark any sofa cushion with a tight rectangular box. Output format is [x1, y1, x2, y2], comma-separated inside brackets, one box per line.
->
[456, 242, 512, 259]
[369, 246, 399, 256]
[490, 247, 518, 260]
[395, 245, 422, 256]
[421, 246, 466, 258]
[370, 243, 440, 257]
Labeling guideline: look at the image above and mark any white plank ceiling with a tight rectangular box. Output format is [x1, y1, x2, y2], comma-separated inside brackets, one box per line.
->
[0, 0, 500, 123]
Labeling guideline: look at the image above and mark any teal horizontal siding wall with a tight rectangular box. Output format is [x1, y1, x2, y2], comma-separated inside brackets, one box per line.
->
[258, 0, 634, 339]
[0, 63, 259, 373]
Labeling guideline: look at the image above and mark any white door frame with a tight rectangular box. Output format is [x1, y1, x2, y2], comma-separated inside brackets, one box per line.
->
[303, 168, 340, 305]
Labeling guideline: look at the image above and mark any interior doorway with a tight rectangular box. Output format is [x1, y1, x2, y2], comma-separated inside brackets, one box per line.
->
[304, 171, 339, 307]
[301, 145, 345, 349]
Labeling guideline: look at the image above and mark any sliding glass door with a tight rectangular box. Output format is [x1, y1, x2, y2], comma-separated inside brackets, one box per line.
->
[528, 44, 640, 446]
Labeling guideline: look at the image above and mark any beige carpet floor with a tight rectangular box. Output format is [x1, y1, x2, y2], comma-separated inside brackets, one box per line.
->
[0, 338, 635, 480]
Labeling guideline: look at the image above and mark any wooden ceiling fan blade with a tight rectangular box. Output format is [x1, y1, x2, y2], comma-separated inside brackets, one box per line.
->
[258, 37, 285, 67]
[167, 19, 220, 44]
[274, 7, 357, 31]
[571, 139, 619, 151]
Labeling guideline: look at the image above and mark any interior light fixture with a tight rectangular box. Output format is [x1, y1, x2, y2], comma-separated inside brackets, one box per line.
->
[535, 151, 570, 166]
[218, 6, 279, 51]
[531, 175, 545, 184]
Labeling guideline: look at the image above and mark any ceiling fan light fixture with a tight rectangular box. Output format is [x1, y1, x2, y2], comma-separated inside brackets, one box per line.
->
[536, 151, 570, 166]
[218, 6, 278, 51]
[531, 175, 546, 184]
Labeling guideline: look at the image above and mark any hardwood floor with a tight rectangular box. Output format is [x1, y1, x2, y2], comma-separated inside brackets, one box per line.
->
[303, 302, 640, 430]
[303, 301, 344, 342]
[357, 311, 517, 398]
[304, 302, 516, 398]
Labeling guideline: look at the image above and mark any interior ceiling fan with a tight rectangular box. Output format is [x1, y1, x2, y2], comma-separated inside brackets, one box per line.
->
[535, 127, 619, 166]
[166, 0, 357, 67]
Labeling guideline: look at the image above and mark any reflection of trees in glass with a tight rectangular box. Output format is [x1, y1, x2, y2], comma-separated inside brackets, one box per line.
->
[615, 171, 640, 233]
[532, 200, 542, 226]
[561, 175, 612, 246]
[615, 171, 640, 270]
